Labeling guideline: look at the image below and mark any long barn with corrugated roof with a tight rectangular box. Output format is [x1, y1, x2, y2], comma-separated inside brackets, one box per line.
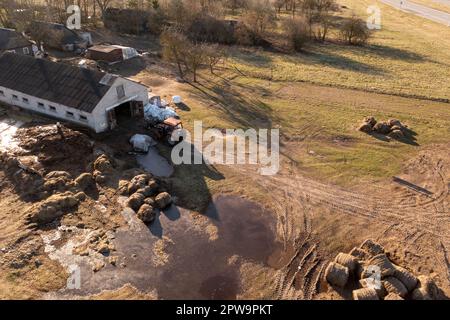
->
[0, 52, 149, 132]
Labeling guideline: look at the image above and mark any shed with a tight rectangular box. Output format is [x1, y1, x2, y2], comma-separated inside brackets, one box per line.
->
[87, 45, 139, 64]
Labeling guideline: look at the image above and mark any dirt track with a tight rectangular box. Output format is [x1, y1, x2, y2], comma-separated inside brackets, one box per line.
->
[231, 143, 450, 298]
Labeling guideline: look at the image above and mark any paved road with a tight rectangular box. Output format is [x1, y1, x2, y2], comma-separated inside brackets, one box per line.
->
[381, 0, 450, 25]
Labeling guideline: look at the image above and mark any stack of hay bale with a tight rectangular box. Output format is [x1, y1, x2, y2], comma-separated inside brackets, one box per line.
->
[324, 239, 439, 300]
[358, 116, 409, 139]
[121, 173, 172, 224]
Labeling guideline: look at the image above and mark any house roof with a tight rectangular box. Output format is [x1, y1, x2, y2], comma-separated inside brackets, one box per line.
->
[88, 45, 122, 53]
[29, 21, 84, 45]
[0, 52, 113, 113]
[0, 28, 32, 50]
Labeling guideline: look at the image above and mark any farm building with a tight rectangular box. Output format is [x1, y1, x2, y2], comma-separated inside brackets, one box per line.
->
[0, 28, 34, 56]
[0, 53, 149, 132]
[27, 21, 91, 52]
[87, 45, 139, 64]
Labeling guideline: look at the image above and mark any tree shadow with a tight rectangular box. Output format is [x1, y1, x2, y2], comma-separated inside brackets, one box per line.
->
[161, 204, 181, 221]
[231, 48, 273, 68]
[105, 56, 147, 77]
[366, 127, 419, 146]
[162, 142, 225, 213]
[147, 210, 163, 238]
[296, 49, 386, 75]
[361, 44, 426, 62]
[174, 102, 191, 111]
[188, 78, 277, 129]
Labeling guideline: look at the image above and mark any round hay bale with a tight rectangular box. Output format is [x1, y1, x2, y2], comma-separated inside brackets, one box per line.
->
[411, 287, 432, 300]
[349, 247, 370, 261]
[137, 204, 157, 223]
[118, 180, 129, 196]
[364, 116, 377, 127]
[355, 262, 366, 279]
[384, 293, 404, 300]
[93, 154, 113, 173]
[45, 171, 72, 180]
[74, 192, 86, 201]
[128, 174, 151, 194]
[144, 197, 155, 206]
[389, 129, 404, 139]
[414, 275, 438, 299]
[360, 239, 384, 257]
[136, 186, 154, 197]
[334, 252, 358, 272]
[352, 288, 379, 300]
[155, 192, 172, 209]
[126, 192, 145, 211]
[359, 278, 387, 298]
[390, 125, 404, 132]
[387, 119, 402, 128]
[393, 265, 418, 292]
[75, 173, 94, 190]
[325, 262, 349, 288]
[367, 254, 396, 277]
[373, 121, 391, 134]
[383, 276, 408, 298]
[358, 122, 373, 133]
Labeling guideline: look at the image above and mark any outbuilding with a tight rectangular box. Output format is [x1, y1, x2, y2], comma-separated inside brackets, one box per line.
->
[0, 28, 34, 56]
[87, 44, 139, 64]
[0, 52, 149, 132]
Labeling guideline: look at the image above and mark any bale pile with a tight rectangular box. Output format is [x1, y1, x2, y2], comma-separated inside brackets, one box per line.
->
[122, 173, 173, 224]
[324, 239, 440, 300]
[358, 116, 410, 139]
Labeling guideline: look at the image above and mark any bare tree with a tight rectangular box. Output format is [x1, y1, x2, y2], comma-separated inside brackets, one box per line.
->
[243, 0, 276, 36]
[160, 27, 189, 78]
[300, 0, 337, 41]
[184, 41, 207, 82]
[95, 0, 112, 17]
[283, 16, 309, 51]
[204, 43, 226, 74]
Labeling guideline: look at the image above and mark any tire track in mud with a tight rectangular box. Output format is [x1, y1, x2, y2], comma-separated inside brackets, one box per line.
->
[233, 148, 450, 298]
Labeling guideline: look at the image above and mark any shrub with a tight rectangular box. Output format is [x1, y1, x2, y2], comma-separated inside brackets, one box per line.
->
[283, 18, 309, 52]
[187, 14, 235, 44]
[339, 15, 371, 45]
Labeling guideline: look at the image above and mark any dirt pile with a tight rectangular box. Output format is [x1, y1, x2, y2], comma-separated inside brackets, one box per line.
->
[121, 173, 173, 224]
[15, 124, 94, 174]
[325, 239, 442, 300]
[358, 117, 416, 142]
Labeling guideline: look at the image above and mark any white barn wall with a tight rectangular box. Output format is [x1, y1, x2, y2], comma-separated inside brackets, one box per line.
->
[0, 77, 149, 133]
[92, 77, 149, 133]
[0, 86, 97, 130]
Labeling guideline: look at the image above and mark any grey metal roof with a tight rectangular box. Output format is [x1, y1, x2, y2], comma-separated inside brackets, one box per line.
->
[0, 28, 32, 50]
[0, 53, 113, 113]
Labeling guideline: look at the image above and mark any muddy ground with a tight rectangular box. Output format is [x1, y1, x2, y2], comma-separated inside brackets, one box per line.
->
[1, 29, 449, 298]
[0, 105, 448, 300]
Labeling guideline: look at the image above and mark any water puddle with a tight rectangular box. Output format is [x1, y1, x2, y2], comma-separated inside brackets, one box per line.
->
[136, 146, 174, 177]
[50, 194, 282, 300]
[0, 118, 23, 152]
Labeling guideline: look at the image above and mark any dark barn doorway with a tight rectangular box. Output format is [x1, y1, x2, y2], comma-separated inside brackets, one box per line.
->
[107, 100, 144, 129]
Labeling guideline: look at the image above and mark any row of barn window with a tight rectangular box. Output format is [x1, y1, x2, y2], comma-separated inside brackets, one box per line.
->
[0, 89, 88, 122]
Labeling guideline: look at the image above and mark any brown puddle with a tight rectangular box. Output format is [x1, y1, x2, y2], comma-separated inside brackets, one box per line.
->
[56, 194, 282, 299]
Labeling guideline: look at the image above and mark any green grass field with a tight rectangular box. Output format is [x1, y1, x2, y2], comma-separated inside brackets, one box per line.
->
[226, 0, 450, 101]
[147, 0, 450, 196]
[411, 0, 450, 14]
